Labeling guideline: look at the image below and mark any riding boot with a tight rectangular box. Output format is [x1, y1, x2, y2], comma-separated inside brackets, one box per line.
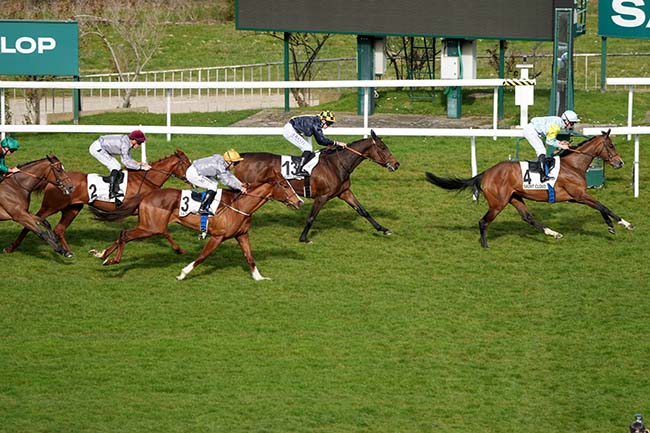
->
[198, 190, 217, 216]
[296, 150, 314, 176]
[538, 154, 554, 183]
[109, 169, 124, 206]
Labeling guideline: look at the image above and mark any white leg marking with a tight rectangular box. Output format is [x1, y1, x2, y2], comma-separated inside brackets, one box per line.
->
[543, 227, 563, 239]
[88, 248, 105, 258]
[176, 261, 195, 281]
[251, 266, 270, 281]
[618, 219, 634, 230]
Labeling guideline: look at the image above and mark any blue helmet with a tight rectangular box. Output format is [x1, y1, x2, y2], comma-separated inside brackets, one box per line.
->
[1, 137, 20, 151]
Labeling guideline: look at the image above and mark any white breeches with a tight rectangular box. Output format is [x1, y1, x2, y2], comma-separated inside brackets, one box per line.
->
[89, 140, 121, 171]
[523, 123, 547, 156]
[186, 165, 218, 190]
[283, 123, 312, 152]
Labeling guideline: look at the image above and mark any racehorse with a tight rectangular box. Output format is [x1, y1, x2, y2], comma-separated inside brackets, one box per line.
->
[89, 169, 303, 280]
[234, 129, 400, 243]
[425, 130, 634, 248]
[4, 148, 191, 255]
[0, 154, 75, 257]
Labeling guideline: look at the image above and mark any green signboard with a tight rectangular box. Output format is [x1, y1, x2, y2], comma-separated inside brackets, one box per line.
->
[599, 0, 650, 39]
[0, 20, 79, 76]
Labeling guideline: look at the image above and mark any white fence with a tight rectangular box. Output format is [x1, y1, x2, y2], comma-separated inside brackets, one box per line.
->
[1, 77, 646, 197]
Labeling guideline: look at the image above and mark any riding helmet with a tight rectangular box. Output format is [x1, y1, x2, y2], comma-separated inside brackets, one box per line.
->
[319, 110, 336, 124]
[1, 136, 20, 151]
[223, 149, 244, 163]
[128, 129, 147, 144]
[561, 110, 580, 123]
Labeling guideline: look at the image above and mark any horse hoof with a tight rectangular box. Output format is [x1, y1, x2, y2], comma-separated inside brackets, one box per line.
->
[383, 229, 393, 236]
[64, 251, 74, 258]
[608, 227, 616, 234]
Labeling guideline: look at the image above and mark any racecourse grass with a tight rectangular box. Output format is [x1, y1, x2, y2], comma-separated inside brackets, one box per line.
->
[1, 109, 649, 433]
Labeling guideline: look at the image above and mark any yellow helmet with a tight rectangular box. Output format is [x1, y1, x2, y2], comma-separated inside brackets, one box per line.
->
[223, 148, 244, 163]
[319, 110, 336, 124]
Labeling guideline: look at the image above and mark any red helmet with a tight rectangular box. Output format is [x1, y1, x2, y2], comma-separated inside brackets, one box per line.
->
[128, 130, 146, 144]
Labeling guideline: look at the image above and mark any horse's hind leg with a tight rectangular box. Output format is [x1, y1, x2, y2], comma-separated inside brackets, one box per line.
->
[574, 192, 634, 234]
[162, 230, 186, 254]
[52, 204, 84, 254]
[338, 189, 392, 236]
[103, 227, 158, 265]
[478, 193, 510, 248]
[509, 196, 563, 240]
[4, 227, 30, 253]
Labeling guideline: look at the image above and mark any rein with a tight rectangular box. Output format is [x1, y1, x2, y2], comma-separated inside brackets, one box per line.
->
[7, 162, 65, 192]
[133, 157, 190, 195]
[563, 136, 614, 162]
[343, 140, 387, 167]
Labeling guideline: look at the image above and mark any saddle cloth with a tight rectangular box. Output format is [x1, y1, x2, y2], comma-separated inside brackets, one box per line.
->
[519, 156, 560, 190]
[179, 189, 223, 217]
[280, 153, 321, 179]
[87, 171, 129, 203]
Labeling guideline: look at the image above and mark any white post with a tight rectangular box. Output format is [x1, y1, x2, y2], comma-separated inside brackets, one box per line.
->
[634, 134, 639, 198]
[364, 87, 369, 137]
[471, 134, 478, 201]
[515, 63, 534, 128]
[1, 88, 5, 140]
[627, 86, 634, 141]
[166, 88, 172, 142]
[140, 124, 147, 163]
[493, 86, 498, 140]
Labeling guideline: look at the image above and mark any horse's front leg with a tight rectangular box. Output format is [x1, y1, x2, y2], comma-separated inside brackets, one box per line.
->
[575, 192, 634, 234]
[235, 232, 268, 280]
[4, 227, 30, 253]
[52, 204, 84, 254]
[338, 189, 392, 236]
[162, 229, 186, 254]
[10, 211, 70, 257]
[176, 235, 224, 281]
[299, 196, 330, 244]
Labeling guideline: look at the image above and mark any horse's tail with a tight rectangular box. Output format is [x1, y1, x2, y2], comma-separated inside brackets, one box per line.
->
[425, 171, 483, 197]
[88, 194, 144, 222]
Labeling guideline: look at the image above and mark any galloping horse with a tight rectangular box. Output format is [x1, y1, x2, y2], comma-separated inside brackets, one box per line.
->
[89, 169, 303, 280]
[234, 129, 400, 243]
[0, 154, 75, 256]
[4, 149, 191, 255]
[425, 130, 634, 248]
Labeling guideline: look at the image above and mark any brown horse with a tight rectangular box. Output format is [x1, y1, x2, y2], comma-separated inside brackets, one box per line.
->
[89, 169, 303, 280]
[425, 130, 634, 248]
[4, 148, 192, 255]
[234, 129, 400, 243]
[0, 154, 75, 257]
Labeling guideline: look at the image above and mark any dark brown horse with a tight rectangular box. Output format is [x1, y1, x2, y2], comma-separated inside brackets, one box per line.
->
[234, 129, 400, 243]
[425, 130, 634, 248]
[0, 154, 75, 256]
[4, 148, 192, 255]
[89, 169, 303, 280]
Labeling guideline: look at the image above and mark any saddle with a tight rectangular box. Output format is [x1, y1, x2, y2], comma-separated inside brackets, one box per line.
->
[527, 157, 556, 174]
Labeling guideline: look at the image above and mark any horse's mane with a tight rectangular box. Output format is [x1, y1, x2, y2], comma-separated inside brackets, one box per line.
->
[16, 156, 49, 169]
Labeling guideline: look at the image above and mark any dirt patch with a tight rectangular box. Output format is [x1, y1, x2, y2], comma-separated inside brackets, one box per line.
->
[230, 109, 496, 129]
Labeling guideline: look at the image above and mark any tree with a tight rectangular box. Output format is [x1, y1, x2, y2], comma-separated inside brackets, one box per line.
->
[75, 0, 169, 108]
[269, 32, 331, 107]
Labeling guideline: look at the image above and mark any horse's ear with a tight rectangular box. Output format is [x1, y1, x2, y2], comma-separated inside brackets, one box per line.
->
[370, 129, 378, 141]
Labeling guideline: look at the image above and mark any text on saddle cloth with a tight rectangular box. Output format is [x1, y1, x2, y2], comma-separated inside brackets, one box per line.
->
[179, 189, 223, 217]
[280, 153, 321, 179]
[87, 171, 129, 203]
[519, 156, 561, 190]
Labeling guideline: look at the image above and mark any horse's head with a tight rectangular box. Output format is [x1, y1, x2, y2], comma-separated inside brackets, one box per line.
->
[46, 154, 75, 195]
[353, 130, 400, 171]
[269, 169, 303, 209]
[171, 148, 193, 178]
[598, 129, 624, 169]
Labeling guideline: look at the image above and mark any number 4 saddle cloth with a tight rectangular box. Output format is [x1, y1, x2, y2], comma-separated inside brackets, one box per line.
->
[519, 156, 560, 190]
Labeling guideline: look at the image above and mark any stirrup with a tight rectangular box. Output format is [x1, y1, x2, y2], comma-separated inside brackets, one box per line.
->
[114, 197, 123, 207]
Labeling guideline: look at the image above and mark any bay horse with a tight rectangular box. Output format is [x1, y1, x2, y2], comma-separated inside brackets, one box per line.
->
[0, 154, 75, 257]
[425, 130, 634, 248]
[234, 129, 400, 243]
[4, 148, 192, 255]
[89, 169, 303, 280]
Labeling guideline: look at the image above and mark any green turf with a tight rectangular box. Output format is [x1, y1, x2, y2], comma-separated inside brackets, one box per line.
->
[1, 108, 648, 433]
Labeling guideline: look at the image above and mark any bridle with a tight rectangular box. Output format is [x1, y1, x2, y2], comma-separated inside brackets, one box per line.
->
[7, 159, 71, 192]
[341, 138, 391, 167]
[563, 134, 617, 163]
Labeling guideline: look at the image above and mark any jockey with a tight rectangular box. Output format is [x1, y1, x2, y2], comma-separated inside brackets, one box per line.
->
[282, 110, 347, 176]
[0, 137, 20, 175]
[523, 110, 579, 182]
[185, 149, 248, 240]
[89, 130, 151, 206]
